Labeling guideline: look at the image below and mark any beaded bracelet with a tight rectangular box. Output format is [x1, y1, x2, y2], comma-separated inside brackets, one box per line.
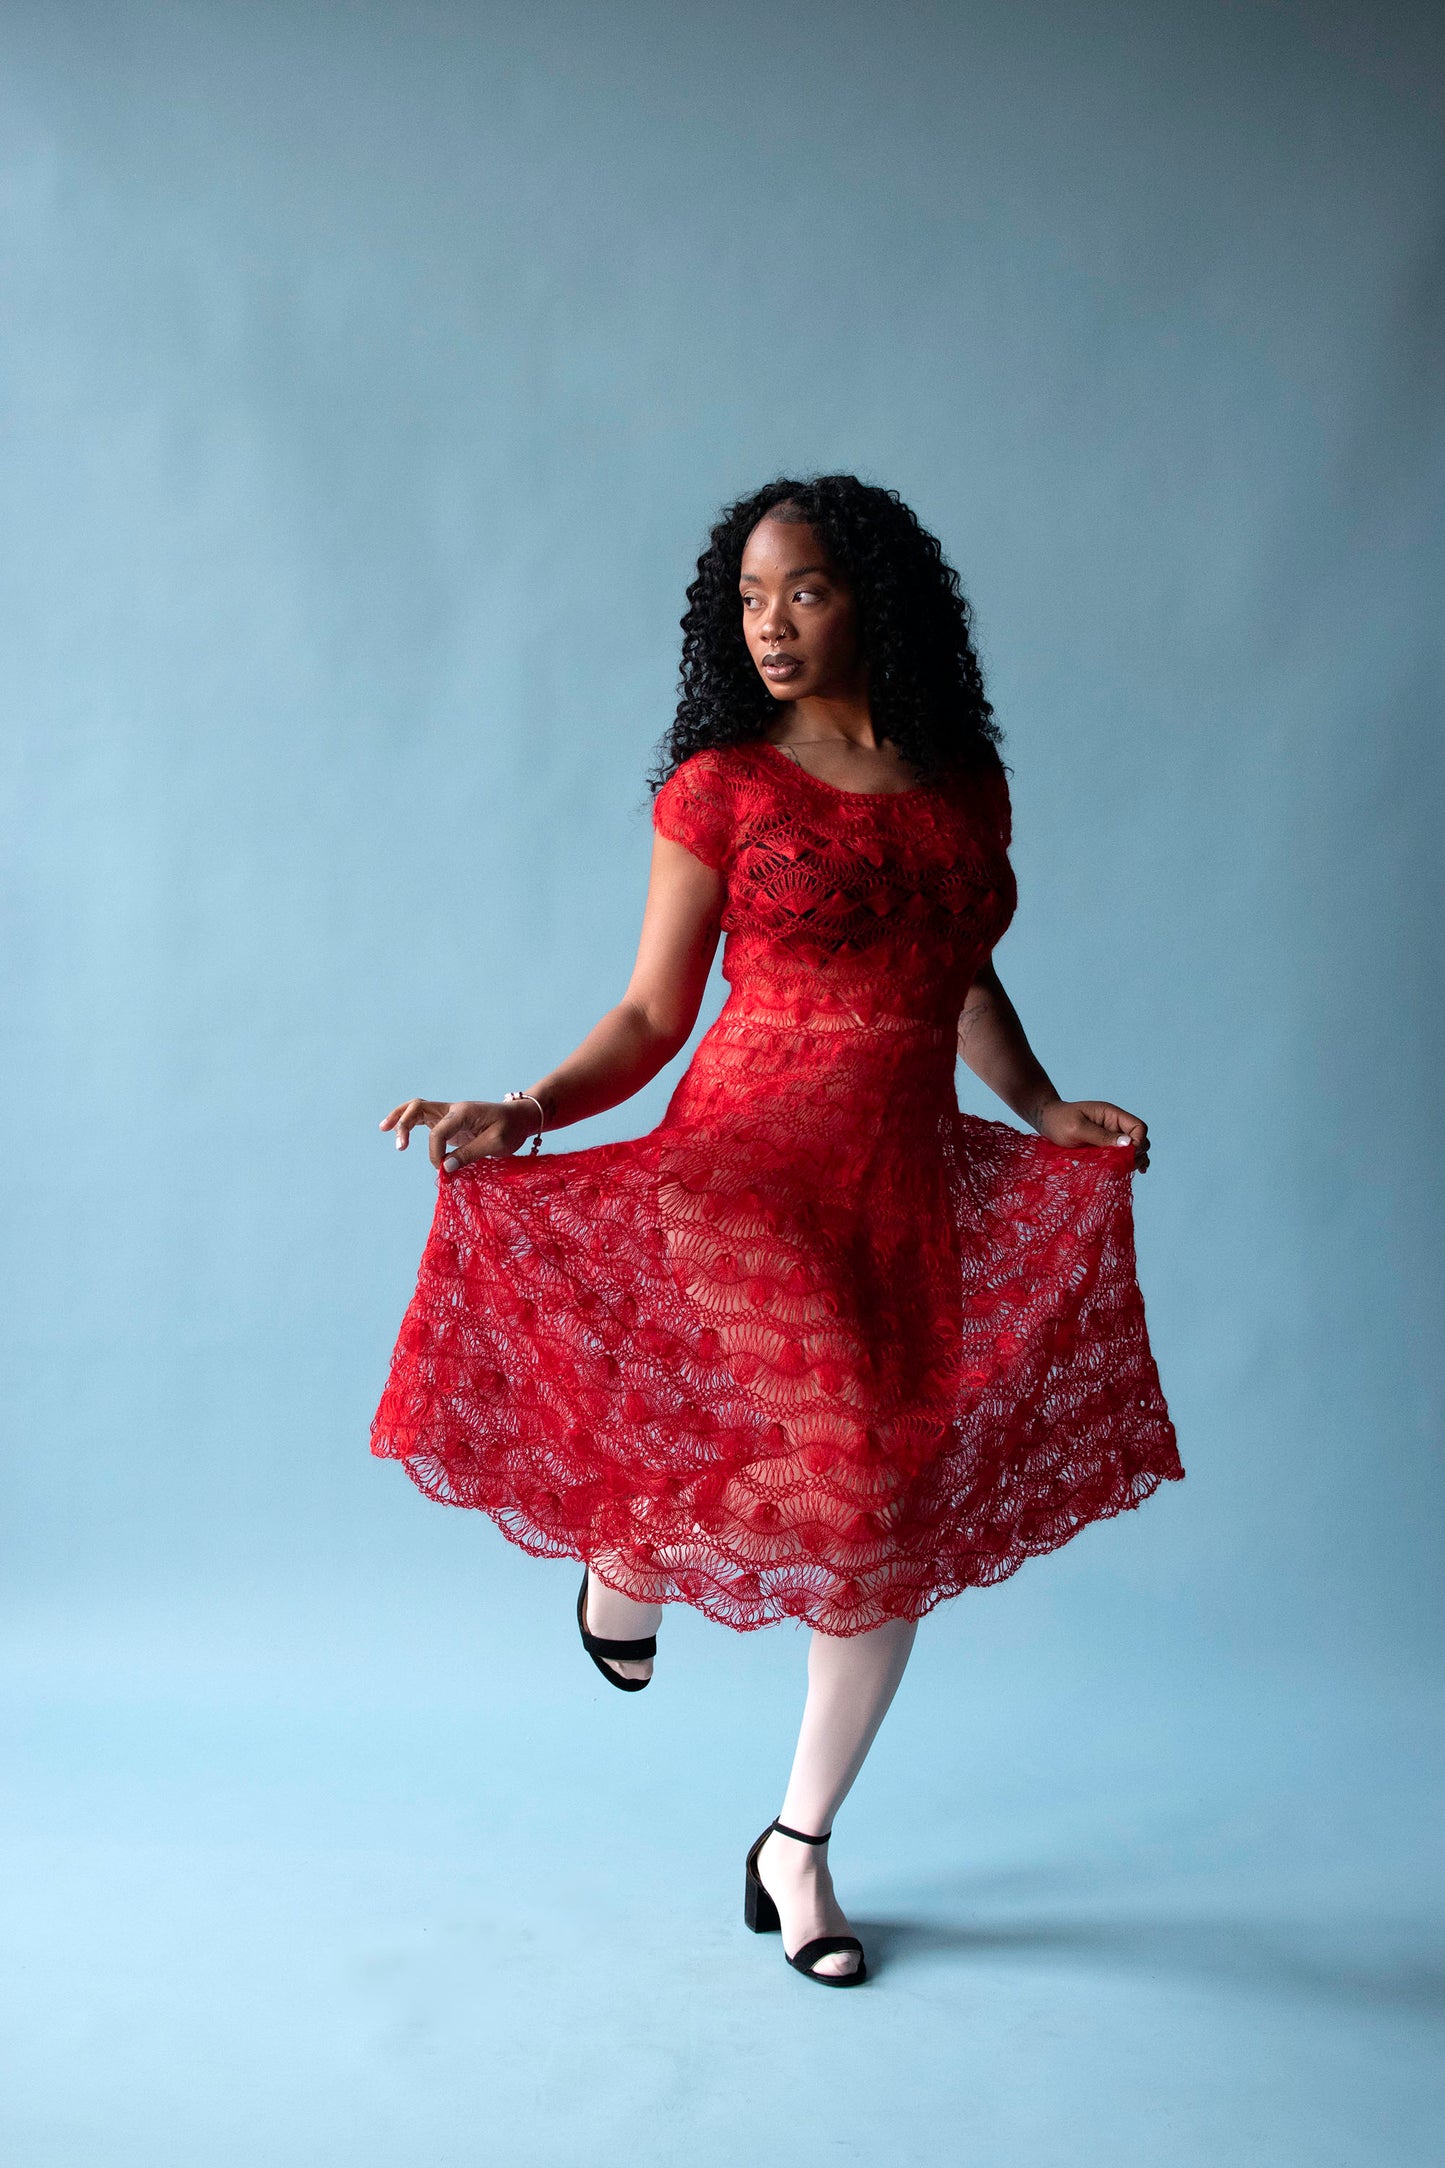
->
[503, 1090, 546, 1155]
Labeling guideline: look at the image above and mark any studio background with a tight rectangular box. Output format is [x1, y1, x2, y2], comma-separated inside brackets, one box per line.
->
[3, 4, 1441, 2164]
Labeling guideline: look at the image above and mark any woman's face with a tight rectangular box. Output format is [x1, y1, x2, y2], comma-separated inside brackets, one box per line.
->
[738, 516, 864, 704]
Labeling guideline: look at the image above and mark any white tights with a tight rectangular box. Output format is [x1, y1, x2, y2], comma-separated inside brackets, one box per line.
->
[583, 1569, 919, 1979]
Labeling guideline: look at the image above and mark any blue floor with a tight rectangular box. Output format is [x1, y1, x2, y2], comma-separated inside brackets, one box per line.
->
[4, 1570, 1441, 2167]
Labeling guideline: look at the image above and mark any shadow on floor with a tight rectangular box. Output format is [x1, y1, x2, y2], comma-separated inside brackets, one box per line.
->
[853, 1910, 1445, 2011]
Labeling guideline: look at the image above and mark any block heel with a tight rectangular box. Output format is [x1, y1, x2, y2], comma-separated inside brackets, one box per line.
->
[743, 1828, 781, 1932]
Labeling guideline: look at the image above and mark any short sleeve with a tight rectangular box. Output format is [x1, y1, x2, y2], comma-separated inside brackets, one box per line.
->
[652, 750, 733, 871]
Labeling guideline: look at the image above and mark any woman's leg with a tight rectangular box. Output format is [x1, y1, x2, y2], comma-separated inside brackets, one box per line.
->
[755, 1615, 918, 1976]
[583, 1565, 663, 1683]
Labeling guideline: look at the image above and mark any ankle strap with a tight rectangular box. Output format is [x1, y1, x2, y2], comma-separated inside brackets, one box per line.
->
[771, 1818, 832, 1844]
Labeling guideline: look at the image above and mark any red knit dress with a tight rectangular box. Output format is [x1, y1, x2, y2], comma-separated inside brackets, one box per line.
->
[370, 739, 1183, 1634]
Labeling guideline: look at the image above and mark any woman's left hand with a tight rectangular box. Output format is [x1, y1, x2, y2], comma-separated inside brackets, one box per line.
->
[1036, 1097, 1150, 1172]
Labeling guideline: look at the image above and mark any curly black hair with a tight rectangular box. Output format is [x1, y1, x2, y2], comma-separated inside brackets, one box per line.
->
[649, 473, 1005, 795]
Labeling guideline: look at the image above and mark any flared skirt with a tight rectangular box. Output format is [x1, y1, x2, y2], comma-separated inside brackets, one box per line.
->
[370, 1010, 1183, 1633]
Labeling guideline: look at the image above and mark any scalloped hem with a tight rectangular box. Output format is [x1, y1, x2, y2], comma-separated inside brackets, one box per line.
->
[372, 1436, 1184, 1636]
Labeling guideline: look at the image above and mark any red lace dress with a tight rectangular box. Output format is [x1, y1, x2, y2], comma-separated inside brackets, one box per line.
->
[370, 739, 1183, 1633]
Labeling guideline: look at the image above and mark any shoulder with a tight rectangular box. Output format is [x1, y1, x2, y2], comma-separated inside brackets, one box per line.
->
[651, 744, 743, 870]
[661, 743, 735, 788]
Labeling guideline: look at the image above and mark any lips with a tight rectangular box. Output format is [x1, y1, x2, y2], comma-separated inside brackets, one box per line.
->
[761, 655, 802, 677]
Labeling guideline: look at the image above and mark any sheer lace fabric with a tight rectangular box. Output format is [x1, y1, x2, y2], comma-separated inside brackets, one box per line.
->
[371, 741, 1183, 1634]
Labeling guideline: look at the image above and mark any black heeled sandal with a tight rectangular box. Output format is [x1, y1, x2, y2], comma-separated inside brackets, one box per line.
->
[576, 1568, 656, 1692]
[744, 1818, 868, 1986]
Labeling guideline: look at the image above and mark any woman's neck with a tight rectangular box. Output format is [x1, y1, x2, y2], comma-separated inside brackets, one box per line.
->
[767, 686, 878, 749]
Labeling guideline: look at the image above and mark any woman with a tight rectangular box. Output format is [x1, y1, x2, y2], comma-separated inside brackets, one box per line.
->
[372, 473, 1184, 1988]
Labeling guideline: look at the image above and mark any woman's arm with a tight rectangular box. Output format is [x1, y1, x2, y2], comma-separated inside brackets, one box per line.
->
[381, 834, 724, 1171]
[958, 960, 1151, 1170]
[956, 961, 1061, 1130]
[516, 834, 723, 1131]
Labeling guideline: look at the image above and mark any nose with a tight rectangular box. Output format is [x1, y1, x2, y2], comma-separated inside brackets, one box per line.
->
[758, 596, 793, 641]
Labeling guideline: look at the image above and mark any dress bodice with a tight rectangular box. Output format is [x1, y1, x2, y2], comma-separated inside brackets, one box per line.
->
[651, 739, 1017, 1033]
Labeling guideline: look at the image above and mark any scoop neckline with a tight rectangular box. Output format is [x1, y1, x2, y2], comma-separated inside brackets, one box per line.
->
[752, 738, 930, 800]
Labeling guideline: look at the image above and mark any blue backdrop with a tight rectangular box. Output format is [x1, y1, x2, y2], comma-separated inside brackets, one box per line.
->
[3, 4, 1441, 2163]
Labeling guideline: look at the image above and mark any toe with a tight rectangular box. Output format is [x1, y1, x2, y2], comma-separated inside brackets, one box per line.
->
[605, 1657, 653, 1682]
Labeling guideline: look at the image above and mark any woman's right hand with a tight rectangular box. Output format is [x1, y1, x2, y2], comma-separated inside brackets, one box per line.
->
[379, 1097, 539, 1172]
